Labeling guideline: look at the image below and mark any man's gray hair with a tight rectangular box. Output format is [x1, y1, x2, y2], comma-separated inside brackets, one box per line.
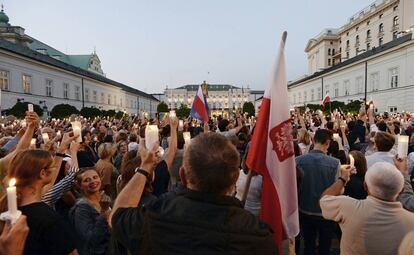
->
[365, 162, 404, 201]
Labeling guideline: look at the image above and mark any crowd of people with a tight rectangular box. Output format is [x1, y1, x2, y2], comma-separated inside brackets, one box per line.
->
[0, 102, 413, 255]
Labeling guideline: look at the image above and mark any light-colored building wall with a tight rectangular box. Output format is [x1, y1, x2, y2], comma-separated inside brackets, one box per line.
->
[0, 49, 157, 116]
[289, 35, 414, 113]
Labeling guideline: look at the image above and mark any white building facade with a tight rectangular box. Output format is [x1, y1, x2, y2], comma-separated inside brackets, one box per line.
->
[0, 9, 158, 117]
[163, 82, 263, 115]
[289, 0, 414, 113]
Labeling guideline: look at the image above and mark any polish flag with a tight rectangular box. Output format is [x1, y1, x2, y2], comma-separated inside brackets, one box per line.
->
[190, 85, 209, 122]
[321, 93, 330, 107]
[246, 32, 299, 251]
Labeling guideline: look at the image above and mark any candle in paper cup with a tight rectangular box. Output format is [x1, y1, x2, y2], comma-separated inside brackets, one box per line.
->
[169, 110, 176, 120]
[183, 132, 191, 146]
[333, 133, 340, 141]
[30, 138, 36, 146]
[71, 121, 83, 143]
[398, 135, 409, 158]
[349, 154, 355, 169]
[145, 125, 159, 150]
[42, 133, 49, 144]
[7, 178, 18, 216]
[28, 104, 33, 112]
[178, 120, 184, 131]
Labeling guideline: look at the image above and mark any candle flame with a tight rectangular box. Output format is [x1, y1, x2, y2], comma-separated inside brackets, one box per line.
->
[9, 178, 16, 187]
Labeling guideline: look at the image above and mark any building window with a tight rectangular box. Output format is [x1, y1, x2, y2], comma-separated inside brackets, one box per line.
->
[370, 72, 379, 91]
[298, 92, 302, 103]
[379, 13, 383, 19]
[85, 88, 89, 102]
[346, 40, 350, 48]
[63, 83, 69, 99]
[356, 76, 363, 94]
[304, 91, 307, 102]
[393, 16, 399, 26]
[107, 94, 111, 105]
[75, 86, 80, 100]
[367, 43, 371, 50]
[394, 5, 398, 11]
[334, 83, 339, 97]
[356, 26, 359, 31]
[379, 37, 383, 46]
[379, 23, 384, 33]
[356, 47, 359, 55]
[343, 80, 350, 96]
[346, 51, 350, 59]
[101, 92, 105, 103]
[93, 90, 97, 102]
[393, 31, 398, 39]
[389, 67, 399, 88]
[22, 74, 31, 93]
[45, 79, 53, 97]
[325, 85, 330, 95]
[293, 94, 296, 104]
[367, 20, 370, 25]
[332, 49, 335, 55]
[114, 95, 117, 106]
[311, 89, 314, 101]
[367, 30, 371, 39]
[0, 70, 9, 90]
[328, 49, 331, 55]
[317, 87, 322, 99]
[328, 59, 331, 66]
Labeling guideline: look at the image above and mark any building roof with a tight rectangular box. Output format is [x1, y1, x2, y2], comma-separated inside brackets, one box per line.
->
[250, 90, 264, 94]
[0, 38, 158, 101]
[175, 84, 242, 91]
[289, 33, 413, 88]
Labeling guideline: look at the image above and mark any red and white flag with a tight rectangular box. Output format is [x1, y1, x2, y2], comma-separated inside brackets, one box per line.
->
[321, 93, 330, 107]
[246, 32, 299, 250]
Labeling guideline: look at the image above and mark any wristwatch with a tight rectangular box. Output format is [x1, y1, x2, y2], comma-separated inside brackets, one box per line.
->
[135, 168, 150, 178]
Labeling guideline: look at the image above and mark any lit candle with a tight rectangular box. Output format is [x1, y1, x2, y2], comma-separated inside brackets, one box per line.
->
[28, 104, 33, 112]
[398, 135, 409, 159]
[71, 121, 83, 143]
[145, 125, 159, 150]
[183, 132, 191, 147]
[333, 133, 340, 141]
[21, 120, 26, 128]
[169, 110, 176, 120]
[56, 130, 61, 138]
[178, 120, 184, 131]
[7, 178, 17, 216]
[349, 154, 355, 169]
[42, 133, 49, 144]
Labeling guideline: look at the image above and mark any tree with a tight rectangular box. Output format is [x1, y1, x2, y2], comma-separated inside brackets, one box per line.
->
[80, 107, 102, 118]
[102, 109, 116, 117]
[115, 111, 129, 120]
[242, 102, 255, 117]
[50, 104, 79, 119]
[157, 101, 169, 113]
[176, 104, 191, 118]
[5, 102, 43, 118]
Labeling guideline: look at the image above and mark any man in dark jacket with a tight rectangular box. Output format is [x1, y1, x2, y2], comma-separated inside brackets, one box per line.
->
[110, 132, 277, 255]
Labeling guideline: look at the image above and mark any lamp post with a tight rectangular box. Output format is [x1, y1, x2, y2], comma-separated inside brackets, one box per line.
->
[39, 100, 48, 118]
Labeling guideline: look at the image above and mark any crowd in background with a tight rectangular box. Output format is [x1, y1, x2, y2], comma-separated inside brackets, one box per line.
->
[0, 102, 414, 255]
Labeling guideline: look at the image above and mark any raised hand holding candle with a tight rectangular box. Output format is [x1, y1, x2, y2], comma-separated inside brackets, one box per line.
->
[145, 125, 159, 150]
[183, 132, 191, 149]
[28, 104, 33, 112]
[349, 154, 355, 169]
[398, 135, 409, 159]
[42, 133, 49, 144]
[0, 178, 22, 224]
[71, 121, 83, 143]
[178, 120, 184, 131]
[169, 110, 176, 120]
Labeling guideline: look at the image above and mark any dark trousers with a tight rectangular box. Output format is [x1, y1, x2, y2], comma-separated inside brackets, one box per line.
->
[300, 212, 335, 255]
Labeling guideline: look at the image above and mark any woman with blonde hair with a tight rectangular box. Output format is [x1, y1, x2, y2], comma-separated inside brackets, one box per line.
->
[1, 149, 76, 254]
[298, 129, 311, 155]
[95, 143, 117, 199]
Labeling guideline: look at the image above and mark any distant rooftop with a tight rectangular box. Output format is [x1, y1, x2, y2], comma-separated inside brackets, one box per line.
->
[174, 84, 244, 91]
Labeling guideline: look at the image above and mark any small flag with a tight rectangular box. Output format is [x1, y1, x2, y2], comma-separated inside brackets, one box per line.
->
[190, 85, 209, 122]
[321, 93, 330, 107]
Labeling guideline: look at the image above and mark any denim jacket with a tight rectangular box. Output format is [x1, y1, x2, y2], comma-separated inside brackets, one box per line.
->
[296, 150, 340, 216]
[69, 198, 110, 255]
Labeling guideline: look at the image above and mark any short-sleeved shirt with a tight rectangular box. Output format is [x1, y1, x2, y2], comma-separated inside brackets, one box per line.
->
[20, 202, 76, 255]
[320, 195, 414, 255]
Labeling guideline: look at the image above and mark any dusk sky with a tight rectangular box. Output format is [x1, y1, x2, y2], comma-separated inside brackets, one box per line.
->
[5, 0, 374, 93]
